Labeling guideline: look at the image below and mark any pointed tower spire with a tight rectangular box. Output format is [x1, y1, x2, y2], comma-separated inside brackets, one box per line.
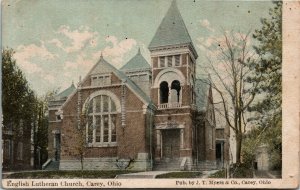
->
[148, 0, 193, 49]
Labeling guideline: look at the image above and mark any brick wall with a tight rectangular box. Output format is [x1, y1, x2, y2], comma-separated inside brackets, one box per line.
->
[48, 121, 62, 159]
[152, 57, 158, 68]
[151, 88, 158, 105]
[153, 110, 194, 159]
[2, 129, 32, 171]
[58, 80, 152, 170]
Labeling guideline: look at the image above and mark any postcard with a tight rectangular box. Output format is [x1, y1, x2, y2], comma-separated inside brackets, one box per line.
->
[1, 0, 299, 189]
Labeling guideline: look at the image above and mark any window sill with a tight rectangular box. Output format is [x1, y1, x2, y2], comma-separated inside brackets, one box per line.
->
[87, 143, 117, 147]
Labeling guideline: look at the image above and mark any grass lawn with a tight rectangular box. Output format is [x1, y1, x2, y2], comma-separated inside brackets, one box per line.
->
[209, 165, 254, 178]
[156, 172, 202, 178]
[209, 169, 226, 178]
[4, 170, 138, 179]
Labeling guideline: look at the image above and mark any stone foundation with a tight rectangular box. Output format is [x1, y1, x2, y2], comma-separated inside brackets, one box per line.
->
[59, 155, 152, 171]
[60, 157, 118, 170]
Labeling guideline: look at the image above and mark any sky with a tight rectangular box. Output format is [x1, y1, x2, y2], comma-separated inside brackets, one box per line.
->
[2, 0, 274, 96]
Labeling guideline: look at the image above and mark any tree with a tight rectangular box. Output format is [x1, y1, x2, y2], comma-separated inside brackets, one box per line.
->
[2, 48, 54, 170]
[76, 113, 88, 172]
[34, 91, 58, 169]
[249, 1, 282, 123]
[75, 92, 91, 172]
[2, 48, 37, 169]
[2, 48, 32, 128]
[245, 1, 282, 169]
[242, 116, 281, 170]
[200, 31, 260, 164]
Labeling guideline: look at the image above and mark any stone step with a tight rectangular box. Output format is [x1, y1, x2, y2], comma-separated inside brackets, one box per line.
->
[153, 159, 181, 171]
[116, 175, 154, 179]
[192, 162, 218, 171]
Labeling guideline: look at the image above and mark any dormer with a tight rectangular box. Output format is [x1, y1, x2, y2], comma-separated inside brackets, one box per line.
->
[91, 74, 111, 87]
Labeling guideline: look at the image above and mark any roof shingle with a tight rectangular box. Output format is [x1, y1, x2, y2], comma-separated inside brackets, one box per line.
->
[120, 48, 150, 71]
[88, 56, 152, 105]
[149, 0, 193, 49]
[54, 83, 76, 100]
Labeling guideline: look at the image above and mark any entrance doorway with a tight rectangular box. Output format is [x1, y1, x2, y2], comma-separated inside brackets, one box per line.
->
[162, 129, 180, 160]
[216, 142, 223, 168]
[54, 134, 61, 161]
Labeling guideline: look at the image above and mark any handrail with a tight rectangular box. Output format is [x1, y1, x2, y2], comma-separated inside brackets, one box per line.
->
[180, 157, 187, 171]
[158, 102, 182, 109]
[42, 159, 52, 170]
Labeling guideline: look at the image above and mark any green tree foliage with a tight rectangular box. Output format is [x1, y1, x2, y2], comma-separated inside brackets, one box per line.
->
[249, 1, 282, 122]
[242, 116, 282, 170]
[2, 48, 53, 169]
[2, 48, 36, 169]
[34, 94, 53, 168]
[33, 90, 58, 169]
[244, 2, 282, 170]
[2, 48, 35, 130]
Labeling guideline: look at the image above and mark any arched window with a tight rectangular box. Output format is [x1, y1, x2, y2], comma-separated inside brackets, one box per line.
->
[170, 80, 181, 103]
[160, 81, 169, 104]
[86, 95, 117, 145]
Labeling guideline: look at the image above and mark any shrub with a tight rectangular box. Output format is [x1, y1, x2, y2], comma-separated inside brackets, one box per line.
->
[230, 163, 253, 178]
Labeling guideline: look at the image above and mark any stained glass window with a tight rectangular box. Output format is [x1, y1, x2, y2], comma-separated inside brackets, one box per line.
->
[86, 95, 118, 145]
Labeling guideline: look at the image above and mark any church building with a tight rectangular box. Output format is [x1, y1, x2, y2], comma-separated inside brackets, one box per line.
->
[46, 1, 229, 171]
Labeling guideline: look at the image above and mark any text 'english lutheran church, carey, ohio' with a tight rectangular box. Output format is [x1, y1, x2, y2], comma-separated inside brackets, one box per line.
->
[47, 1, 229, 171]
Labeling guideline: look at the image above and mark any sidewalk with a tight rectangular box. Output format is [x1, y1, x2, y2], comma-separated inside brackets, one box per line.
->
[116, 170, 219, 179]
[253, 170, 281, 178]
[115, 171, 171, 179]
[2, 170, 44, 178]
[201, 170, 219, 178]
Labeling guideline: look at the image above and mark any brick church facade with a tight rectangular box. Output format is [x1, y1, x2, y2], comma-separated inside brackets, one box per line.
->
[47, 1, 229, 171]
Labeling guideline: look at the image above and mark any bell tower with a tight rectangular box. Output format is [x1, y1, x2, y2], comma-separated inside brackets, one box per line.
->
[149, 0, 198, 167]
[149, 0, 198, 109]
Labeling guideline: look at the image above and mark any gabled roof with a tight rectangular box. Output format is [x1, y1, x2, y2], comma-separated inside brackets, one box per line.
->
[149, 0, 193, 49]
[120, 48, 150, 72]
[195, 78, 210, 111]
[80, 55, 152, 105]
[54, 83, 76, 100]
[90, 55, 119, 75]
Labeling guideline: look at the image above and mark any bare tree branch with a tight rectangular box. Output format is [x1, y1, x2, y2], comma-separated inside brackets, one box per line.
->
[201, 30, 261, 164]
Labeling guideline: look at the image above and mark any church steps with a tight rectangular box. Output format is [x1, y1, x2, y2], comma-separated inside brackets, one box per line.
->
[153, 158, 181, 171]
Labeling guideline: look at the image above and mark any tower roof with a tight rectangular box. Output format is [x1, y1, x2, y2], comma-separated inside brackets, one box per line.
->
[120, 48, 150, 71]
[149, 0, 193, 49]
[54, 82, 76, 100]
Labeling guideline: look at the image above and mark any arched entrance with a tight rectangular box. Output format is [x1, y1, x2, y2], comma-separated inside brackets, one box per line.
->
[162, 129, 180, 160]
